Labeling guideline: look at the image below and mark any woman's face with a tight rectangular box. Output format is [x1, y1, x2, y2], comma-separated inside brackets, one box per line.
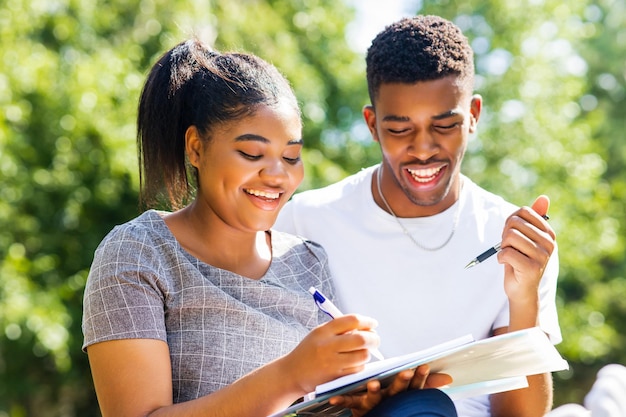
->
[187, 101, 304, 232]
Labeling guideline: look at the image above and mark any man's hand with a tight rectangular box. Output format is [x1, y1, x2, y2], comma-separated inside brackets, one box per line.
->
[327, 364, 452, 417]
[498, 195, 556, 307]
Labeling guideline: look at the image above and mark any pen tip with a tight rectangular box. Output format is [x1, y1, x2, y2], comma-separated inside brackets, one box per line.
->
[464, 260, 476, 269]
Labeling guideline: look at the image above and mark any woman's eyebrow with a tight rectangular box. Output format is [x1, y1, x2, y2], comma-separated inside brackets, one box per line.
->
[235, 133, 270, 143]
[234, 134, 303, 145]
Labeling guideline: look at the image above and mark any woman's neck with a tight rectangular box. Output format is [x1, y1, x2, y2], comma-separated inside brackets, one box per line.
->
[163, 205, 272, 279]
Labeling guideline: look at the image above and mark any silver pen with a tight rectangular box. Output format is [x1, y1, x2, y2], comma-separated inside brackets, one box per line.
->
[465, 214, 550, 269]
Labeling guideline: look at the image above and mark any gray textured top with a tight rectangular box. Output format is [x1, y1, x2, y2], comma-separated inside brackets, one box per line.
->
[82, 210, 333, 403]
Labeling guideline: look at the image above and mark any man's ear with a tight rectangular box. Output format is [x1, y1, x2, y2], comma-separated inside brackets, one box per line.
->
[185, 126, 202, 168]
[363, 105, 380, 143]
[469, 94, 482, 133]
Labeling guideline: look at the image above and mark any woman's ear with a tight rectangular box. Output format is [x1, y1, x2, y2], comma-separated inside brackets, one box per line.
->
[185, 126, 202, 168]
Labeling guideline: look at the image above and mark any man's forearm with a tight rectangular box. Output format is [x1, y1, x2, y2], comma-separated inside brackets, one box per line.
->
[490, 372, 553, 417]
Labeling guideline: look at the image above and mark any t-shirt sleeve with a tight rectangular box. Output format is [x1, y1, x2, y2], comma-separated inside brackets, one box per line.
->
[274, 199, 297, 235]
[82, 225, 168, 351]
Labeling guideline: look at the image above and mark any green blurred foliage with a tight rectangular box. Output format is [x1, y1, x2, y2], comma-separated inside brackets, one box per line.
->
[0, 0, 624, 414]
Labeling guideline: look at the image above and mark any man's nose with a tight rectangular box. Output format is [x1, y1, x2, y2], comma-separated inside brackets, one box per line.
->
[407, 129, 438, 161]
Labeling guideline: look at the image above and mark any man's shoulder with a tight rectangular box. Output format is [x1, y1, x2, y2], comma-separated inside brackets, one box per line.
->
[290, 166, 375, 209]
[463, 176, 518, 217]
[271, 229, 328, 259]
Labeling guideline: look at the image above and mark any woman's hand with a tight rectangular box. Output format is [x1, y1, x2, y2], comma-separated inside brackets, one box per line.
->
[327, 364, 453, 417]
[278, 314, 382, 396]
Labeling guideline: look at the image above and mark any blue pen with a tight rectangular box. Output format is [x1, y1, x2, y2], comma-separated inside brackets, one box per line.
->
[308, 287, 385, 361]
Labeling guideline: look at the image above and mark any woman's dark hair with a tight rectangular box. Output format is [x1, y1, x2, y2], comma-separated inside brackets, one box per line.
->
[137, 38, 299, 209]
[366, 15, 474, 105]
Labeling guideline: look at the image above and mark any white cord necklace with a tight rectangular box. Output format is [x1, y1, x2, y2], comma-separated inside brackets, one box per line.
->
[375, 166, 461, 251]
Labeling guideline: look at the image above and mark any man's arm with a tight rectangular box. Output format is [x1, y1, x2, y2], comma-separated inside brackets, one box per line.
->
[489, 328, 554, 417]
[489, 195, 557, 417]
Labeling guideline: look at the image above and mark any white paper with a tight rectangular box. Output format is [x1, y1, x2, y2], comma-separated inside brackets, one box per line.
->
[316, 334, 475, 394]
[268, 327, 569, 417]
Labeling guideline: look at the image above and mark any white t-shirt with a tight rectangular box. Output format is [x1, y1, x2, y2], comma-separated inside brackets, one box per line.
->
[274, 165, 561, 417]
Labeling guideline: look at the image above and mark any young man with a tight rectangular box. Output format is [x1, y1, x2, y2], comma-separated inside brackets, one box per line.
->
[274, 15, 561, 417]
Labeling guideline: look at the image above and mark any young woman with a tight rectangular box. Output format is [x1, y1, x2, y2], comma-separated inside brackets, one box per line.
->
[82, 38, 454, 417]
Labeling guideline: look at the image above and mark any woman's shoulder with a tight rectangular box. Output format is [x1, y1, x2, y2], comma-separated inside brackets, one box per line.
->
[267, 230, 332, 292]
[94, 210, 173, 256]
[100, 210, 167, 239]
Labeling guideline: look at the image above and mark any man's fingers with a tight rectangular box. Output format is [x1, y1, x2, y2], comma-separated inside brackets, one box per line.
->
[382, 369, 414, 396]
[329, 380, 382, 413]
[409, 364, 429, 389]
[424, 373, 453, 389]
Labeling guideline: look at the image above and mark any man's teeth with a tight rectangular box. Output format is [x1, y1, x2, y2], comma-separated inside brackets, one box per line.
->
[245, 189, 280, 199]
[407, 167, 442, 182]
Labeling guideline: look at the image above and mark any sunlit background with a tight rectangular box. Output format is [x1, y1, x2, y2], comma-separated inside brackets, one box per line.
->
[1, 0, 625, 415]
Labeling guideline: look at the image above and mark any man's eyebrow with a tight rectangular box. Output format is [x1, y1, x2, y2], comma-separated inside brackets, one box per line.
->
[381, 115, 410, 122]
[432, 110, 462, 120]
[381, 110, 461, 123]
[234, 134, 303, 145]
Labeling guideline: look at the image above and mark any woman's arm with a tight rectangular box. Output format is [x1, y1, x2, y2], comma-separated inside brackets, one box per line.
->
[88, 315, 381, 417]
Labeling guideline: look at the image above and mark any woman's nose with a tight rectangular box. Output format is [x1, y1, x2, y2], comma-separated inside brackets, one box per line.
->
[260, 158, 289, 181]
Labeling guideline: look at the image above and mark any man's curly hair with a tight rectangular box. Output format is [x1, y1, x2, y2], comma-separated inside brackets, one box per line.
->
[366, 15, 474, 104]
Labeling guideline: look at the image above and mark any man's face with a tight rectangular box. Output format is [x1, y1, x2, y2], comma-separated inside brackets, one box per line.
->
[364, 76, 481, 217]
